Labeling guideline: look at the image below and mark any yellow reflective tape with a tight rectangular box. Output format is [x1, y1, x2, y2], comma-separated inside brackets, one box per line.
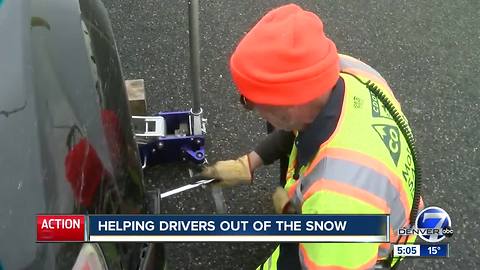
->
[258, 246, 280, 270]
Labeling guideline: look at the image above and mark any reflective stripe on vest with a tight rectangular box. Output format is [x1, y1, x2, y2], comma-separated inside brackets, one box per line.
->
[257, 246, 281, 270]
[339, 54, 386, 87]
[299, 243, 379, 270]
[291, 156, 408, 231]
[339, 54, 399, 106]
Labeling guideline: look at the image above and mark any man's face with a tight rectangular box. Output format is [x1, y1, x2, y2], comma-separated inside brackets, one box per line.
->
[254, 104, 302, 131]
[240, 95, 306, 131]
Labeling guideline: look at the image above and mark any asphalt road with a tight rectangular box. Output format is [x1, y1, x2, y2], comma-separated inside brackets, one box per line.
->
[102, 1, 479, 269]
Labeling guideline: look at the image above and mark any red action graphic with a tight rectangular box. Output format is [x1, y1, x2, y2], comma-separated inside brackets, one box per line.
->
[37, 215, 85, 242]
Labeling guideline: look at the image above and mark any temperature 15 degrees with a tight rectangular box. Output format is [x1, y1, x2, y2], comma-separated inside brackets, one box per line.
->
[419, 244, 449, 257]
[428, 246, 440, 255]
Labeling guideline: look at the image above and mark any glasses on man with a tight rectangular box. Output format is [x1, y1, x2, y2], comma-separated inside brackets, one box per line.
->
[239, 95, 254, 110]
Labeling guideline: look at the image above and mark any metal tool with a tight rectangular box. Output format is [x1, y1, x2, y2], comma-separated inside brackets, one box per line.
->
[188, 163, 227, 213]
[210, 185, 226, 214]
[160, 177, 227, 213]
[133, 0, 207, 167]
[160, 179, 215, 199]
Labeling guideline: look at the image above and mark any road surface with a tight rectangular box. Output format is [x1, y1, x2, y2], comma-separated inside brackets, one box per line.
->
[103, 1, 479, 269]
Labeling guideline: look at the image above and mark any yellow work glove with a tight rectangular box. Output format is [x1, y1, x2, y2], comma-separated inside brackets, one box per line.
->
[272, 187, 296, 214]
[200, 155, 252, 187]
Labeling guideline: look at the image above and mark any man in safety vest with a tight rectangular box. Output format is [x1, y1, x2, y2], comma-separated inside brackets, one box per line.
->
[201, 4, 422, 269]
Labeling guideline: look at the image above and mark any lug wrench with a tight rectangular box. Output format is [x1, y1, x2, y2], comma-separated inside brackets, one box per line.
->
[160, 179, 215, 199]
[160, 161, 227, 213]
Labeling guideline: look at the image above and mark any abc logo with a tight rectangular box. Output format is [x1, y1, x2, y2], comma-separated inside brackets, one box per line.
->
[442, 226, 454, 238]
[416, 206, 452, 242]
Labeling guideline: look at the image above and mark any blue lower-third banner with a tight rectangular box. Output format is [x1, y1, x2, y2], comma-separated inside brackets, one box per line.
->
[87, 215, 389, 242]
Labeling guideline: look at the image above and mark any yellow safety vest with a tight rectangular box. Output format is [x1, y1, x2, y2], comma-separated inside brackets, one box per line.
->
[258, 55, 421, 270]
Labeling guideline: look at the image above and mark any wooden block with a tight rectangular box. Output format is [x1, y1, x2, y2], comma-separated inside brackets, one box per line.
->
[125, 79, 147, 116]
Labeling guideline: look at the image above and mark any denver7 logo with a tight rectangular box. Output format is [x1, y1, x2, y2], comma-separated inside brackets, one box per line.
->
[415, 207, 452, 242]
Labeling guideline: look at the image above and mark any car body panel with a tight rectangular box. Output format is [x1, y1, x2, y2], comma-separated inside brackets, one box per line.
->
[0, 0, 161, 268]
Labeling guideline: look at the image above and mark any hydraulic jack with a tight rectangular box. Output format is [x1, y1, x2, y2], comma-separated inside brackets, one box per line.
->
[127, 0, 226, 212]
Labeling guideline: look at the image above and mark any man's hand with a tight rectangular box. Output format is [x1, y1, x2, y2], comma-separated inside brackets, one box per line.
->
[200, 155, 252, 187]
[272, 187, 296, 214]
